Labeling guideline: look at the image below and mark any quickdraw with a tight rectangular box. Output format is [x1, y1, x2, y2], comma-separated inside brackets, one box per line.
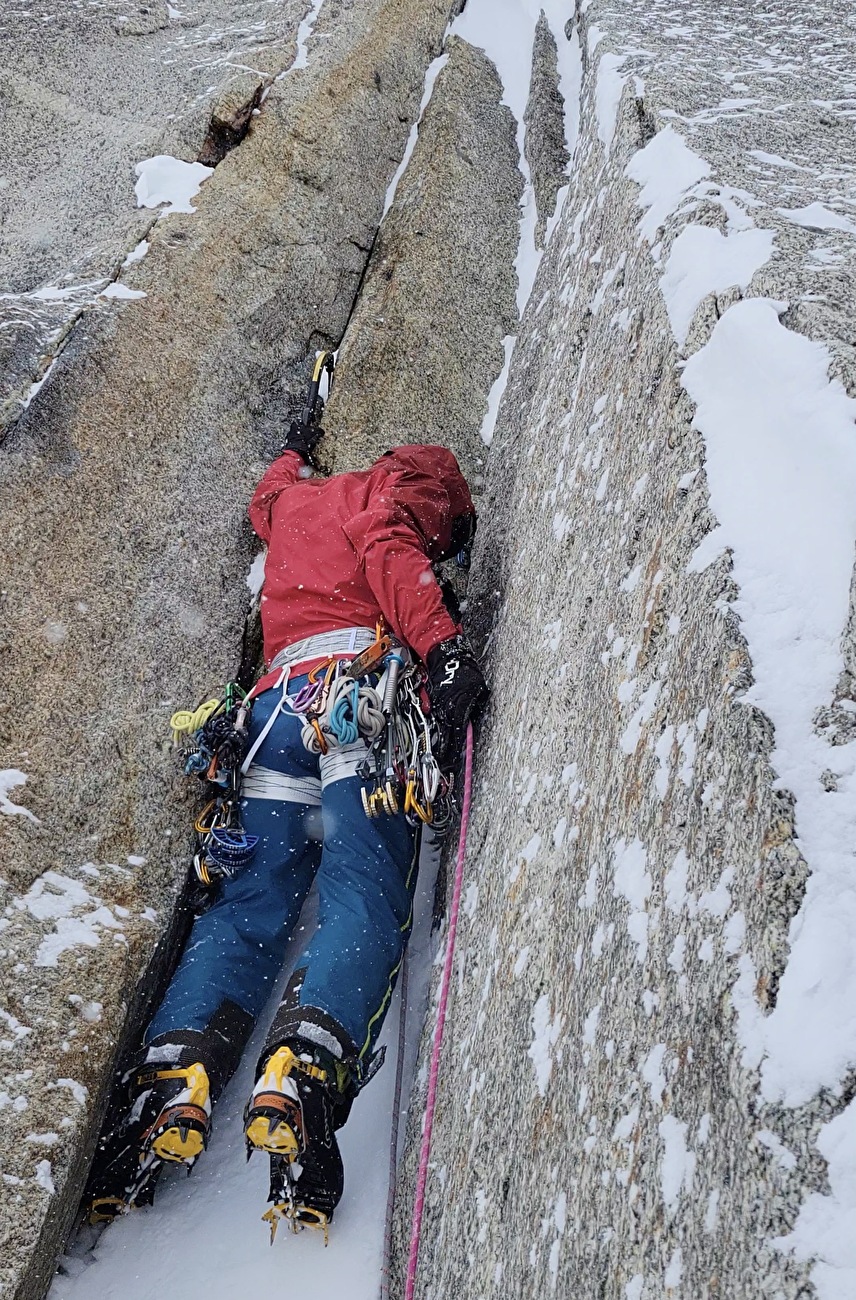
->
[354, 644, 453, 833]
[170, 683, 259, 886]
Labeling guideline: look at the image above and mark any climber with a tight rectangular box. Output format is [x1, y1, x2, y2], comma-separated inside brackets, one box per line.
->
[86, 416, 488, 1237]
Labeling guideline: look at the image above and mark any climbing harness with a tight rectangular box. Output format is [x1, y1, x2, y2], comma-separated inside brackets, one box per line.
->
[309, 638, 453, 831]
[244, 617, 455, 832]
[170, 683, 259, 886]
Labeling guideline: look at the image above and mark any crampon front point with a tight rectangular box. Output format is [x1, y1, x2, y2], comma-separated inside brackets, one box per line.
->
[244, 1044, 337, 1245]
[263, 1155, 331, 1246]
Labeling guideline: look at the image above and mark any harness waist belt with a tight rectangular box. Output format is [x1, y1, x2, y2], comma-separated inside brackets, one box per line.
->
[269, 627, 378, 675]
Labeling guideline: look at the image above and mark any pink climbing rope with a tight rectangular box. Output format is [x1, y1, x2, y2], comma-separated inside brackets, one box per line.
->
[404, 722, 474, 1300]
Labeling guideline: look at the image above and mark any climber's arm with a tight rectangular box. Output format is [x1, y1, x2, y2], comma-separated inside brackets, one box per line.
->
[248, 451, 307, 544]
[344, 503, 458, 662]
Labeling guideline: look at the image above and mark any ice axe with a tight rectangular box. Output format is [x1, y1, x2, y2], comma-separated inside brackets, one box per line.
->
[299, 349, 335, 434]
[281, 350, 336, 471]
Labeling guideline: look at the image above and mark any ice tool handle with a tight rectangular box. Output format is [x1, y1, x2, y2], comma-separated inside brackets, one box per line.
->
[299, 350, 335, 433]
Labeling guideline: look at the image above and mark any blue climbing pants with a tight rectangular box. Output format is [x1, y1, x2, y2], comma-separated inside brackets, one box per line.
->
[146, 678, 418, 1090]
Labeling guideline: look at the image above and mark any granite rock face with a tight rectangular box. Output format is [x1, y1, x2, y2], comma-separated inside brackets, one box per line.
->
[0, 1, 451, 1295]
[0, 0, 304, 424]
[390, 2, 856, 1298]
[323, 34, 522, 490]
[524, 13, 570, 248]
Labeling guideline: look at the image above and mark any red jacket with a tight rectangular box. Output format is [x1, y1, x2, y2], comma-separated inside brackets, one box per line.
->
[249, 445, 473, 679]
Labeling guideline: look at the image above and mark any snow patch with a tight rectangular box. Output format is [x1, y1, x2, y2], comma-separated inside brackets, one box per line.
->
[620, 681, 661, 755]
[134, 156, 213, 218]
[774, 1099, 856, 1294]
[100, 283, 146, 301]
[625, 127, 711, 244]
[664, 1247, 683, 1290]
[596, 53, 628, 147]
[612, 838, 651, 962]
[686, 526, 727, 573]
[756, 1129, 797, 1171]
[683, 297, 856, 1105]
[383, 53, 449, 218]
[659, 1116, 696, 1212]
[16, 871, 124, 967]
[480, 335, 516, 446]
[528, 994, 564, 1096]
[776, 202, 856, 237]
[660, 224, 775, 348]
[290, 0, 325, 72]
[642, 1043, 667, 1105]
[0, 770, 39, 823]
[121, 240, 149, 267]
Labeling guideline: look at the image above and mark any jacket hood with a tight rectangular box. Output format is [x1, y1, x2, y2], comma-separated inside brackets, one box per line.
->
[375, 444, 475, 560]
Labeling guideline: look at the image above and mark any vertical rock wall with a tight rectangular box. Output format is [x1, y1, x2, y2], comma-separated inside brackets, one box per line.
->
[393, 2, 856, 1298]
[323, 34, 522, 489]
[0, 2, 453, 1296]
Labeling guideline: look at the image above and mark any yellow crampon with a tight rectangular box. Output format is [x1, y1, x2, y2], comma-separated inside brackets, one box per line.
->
[88, 1195, 132, 1224]
[140, 1061, 211, 1164]
[243, 1046, 326, 1157]
[263, 1201, 330, 1247]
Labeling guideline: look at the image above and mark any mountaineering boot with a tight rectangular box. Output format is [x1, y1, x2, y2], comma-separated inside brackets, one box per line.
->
[138, 1060, 212, 1164]
[243, 1038, 346, 1240]
[84, 1058, 212, 1223]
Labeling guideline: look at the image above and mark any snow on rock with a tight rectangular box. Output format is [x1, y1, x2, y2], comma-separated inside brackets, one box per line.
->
[774, 1100, 856, 1296]
[641, 1043, 668, 1105]
[756, 1129, 797, 1171]
[612, 838, 651, 963]
[13, 870, 126, 967]
[382, 52, 450, 218]
[397, 0, 856, 1290]
[133, 156, 214, 218]
[245, 551, 266, 598]
[0, 769, 39, 822]
[658, 1115, 696, 1212]
[682, 298, 856, 1105]
[776, 203, 856, 237]
[99, 283, 147, 301]
[122, 240, 149, 268]
[660, 224, 775, 348]
[52, 1080, 90, 1107]
[452, 0, 580, 310]
[0, 1010, 33, 1048]
[528, 994, 564, 1096]
[625, 126, 710, 244]
[664, 1247, 683, 1291]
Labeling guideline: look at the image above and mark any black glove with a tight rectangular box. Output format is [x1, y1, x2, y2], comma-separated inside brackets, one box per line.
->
[280, 420, 324, 462]
[426, 634, 489, 770]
